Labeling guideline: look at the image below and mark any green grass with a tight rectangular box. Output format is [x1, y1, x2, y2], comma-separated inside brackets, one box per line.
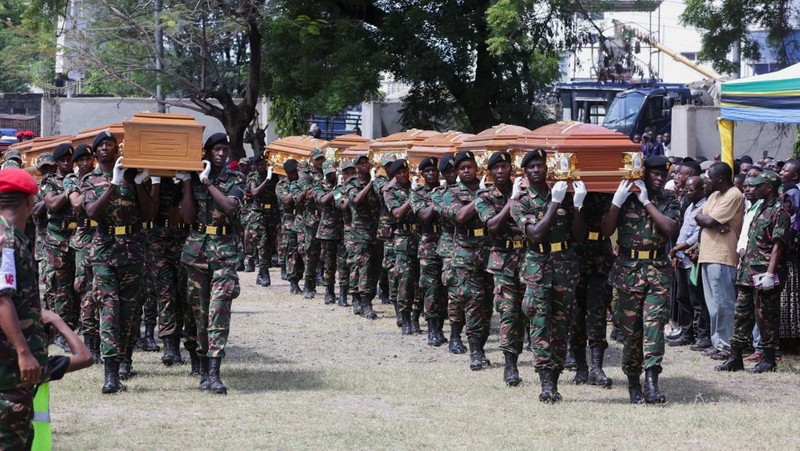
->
[50, 269, 800, 450]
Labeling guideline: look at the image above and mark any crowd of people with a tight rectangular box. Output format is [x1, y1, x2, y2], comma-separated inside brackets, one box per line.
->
[1, 127, 798, 448]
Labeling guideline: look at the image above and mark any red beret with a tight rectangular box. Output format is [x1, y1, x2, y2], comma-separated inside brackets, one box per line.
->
[228, 160, 239, 170]
[0, 168, 38, 195]
[24, 131, 35, 138]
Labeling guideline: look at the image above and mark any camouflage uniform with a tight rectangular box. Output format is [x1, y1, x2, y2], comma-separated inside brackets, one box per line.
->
[314, 169, 344, 302]
[409, 183, 445, 321]
[64, 173, 97, 341]
[609, 191, 680, 376]
[246, 169, 278, 272]
[345, 175, 382, 312]
[384, 179, 421, 327]
[181, 169, 245, 359]
[277, 177, 303, 285]
[34, 183, 52, 311]
[374, 174, 396, 304]
[296, 165, 323, 294]
[0, 216, 48, 450]
[333, 180, 354, 302]
[241, 181, 257, 268]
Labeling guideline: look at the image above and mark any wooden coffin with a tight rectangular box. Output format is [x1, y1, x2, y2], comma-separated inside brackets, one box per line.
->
[512, 121, 643, 193]
[264, 136, 329, 176]
[456, 124, 531, 174]
[122, 113, 206, 176]
[25, 135, 73, 177]
[72, 123, 125, 149]
[407, 131, 474, 172]
[327, 134, 371, 164]
[368, 129, 441, 169]
[339, 140, 372, 164]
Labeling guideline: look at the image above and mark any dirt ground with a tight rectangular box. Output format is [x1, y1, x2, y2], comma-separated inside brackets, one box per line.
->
[50, 268, 800, 450]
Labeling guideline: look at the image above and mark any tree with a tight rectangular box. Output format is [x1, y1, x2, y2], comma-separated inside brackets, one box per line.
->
[0, 0, 56, 92]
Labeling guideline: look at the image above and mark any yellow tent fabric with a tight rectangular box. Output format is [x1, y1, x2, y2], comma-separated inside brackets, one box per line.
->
[717, 118, 734, 171]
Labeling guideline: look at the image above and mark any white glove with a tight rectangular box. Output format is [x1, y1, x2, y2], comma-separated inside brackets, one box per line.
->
[612, 180, 633, 208]
[511, 177, 523, 199]
[439, 179, 446, 187]
[411, 176, 418, 190]
[73, 166, 80, 176]
[134, 169, 150, 185]
[174, 171, 191, 182]
[572, 180, 587, 209]
[551, 181, 568, 204]
[370, 167, 376, 181]
[199, 160, 211, 185]
[456, 175, 461, 184]
[337, 173, 343, 186]
[110, 157, 125, 186]
[634, 180, 651, 207]
[479, 174, 487, 190]
[151, 176, 161, 185]
[756, 272, 778, 291]
[266, 166, 273, 179]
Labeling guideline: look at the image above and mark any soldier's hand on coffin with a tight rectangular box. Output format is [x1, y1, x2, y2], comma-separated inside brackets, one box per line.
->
[511, 177, 523, 199]
[370, 167, 377, 181]
[266, 166, 273, 179]
[134, 169, 150, 184]
[150, 176, 161, 185]
[411, 176, 418, 190]
[337, 173, 343, 186]
[74, 165, 80, 176]
[572, 180, 587, 209]
[199, 160, 211, 185]
[633, 180, 651, 206]
[111, 156, 125, 185]
[611, 180, 632, 208]
[479, 174, 487, 190]
[174, 171, 191, 182]
[551, 181, 568, 204]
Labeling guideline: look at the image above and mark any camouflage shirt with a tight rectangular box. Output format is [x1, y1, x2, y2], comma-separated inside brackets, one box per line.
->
[384, 182, 417, 236]
[572, 193, 614, 275]
[333, 182, 353, 236]
[374, 175, 395, 240]
[409, 184, 440, 244]
[476, 183, 524, 275]
[440, 181, 488, 269]
[345, 176, 381, 243]
[248, 170, 278, 216]
[314, 179, 343, 240]
[63, 172, 94, 250]
[276, 177, 295, 229]
[614, 190, 680, 267]
[737, 196, 790, 286]
[295, 166, 323, 228]
[1, 160, 21, 170]
[431, 184, 455, 259]
[40, 172, 76, 251]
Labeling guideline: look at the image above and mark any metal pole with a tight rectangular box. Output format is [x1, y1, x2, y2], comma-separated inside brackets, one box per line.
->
[154, 0, 165, 112]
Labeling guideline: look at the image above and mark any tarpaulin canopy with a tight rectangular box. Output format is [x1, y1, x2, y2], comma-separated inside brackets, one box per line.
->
[720, 62, 800, 124]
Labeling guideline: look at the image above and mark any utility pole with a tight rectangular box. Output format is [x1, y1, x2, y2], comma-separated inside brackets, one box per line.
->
[154, 0, 165, 112]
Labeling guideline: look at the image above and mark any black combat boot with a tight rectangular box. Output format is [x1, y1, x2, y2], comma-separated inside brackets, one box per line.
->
[142, 324, 160, 352]
[393, 303, 403, 328]
[244, 257, 255, 273]
[337, 286, 348, 307]
[188, 349, 201, 376]
[400, 311, 412, 335]
[468, 336, 483, 371]
[448, 323, 467, 354]
[236, 259, 245, 271]
[524, 327, 533, 352]
[379, 287, 391, 305]
[564, 345, 576, 370]
[537, 369, 557, 403]
[361, 298, 378, 319]
[643, 367, 666, 404]
[289, 279, 301, 295]
[303, 279, 316, 299]
[411, 310, 422, 334]
[256, 267, 266, 286]
[479, 335, 490, 367]
[102, 358, 127, 394]
[551, 369, 563, 402]
[119, 346, 137, 380]
[426, 319, 436, 345]
[272, 254, 281, 267]
[573, 347, 588, 385]
[161, 335, 176, 366]
[262, 267, 271, 287]
[280, 266, 288, 281]
[610, 326, 620, 341]
[433, 318, 448, 347]
[324, 283, 335, 305]
[92, 332, 102, 364]
[208, 357, 228, 395]
[714, 346, 744, 372]
[352, 294, 363, 316]
[198, 357, 211, 390]
[172, 336, 185, 364]
[628, 375, 645, 404]
[85, 333, 100, 364]
[503, 351, 521, 386]
[587, 347, 613, 387]
[748, 347, 777, 373]
[316, 266, 325, 286]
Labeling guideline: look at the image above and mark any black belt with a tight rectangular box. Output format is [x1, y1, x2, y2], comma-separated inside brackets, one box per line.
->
[491, 238, 526, 250]
[531, 241, 569, 253]
[619, 247, 663, 260]
[420, 223, 441, 234]
[142, 221, 154, 230]
[454, 226, 485, 238]
[155, 217, 188, 229]
[396, 223, 418, 233]
[49, 219, 77, 230]
[76, 218, 98, 229]
[194, 223, 231, 236]
[96, 223, 143, 236]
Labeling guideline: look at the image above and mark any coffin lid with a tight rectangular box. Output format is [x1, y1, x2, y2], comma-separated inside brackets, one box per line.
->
[265, 136, 330, 159]
[408, 131, 474, 155]
[73, 123, 125, 148]
[457, 124, 531, 153]
[513, 121, 639, 152]
[369, 129, 441, 152]
[328, 134, 371, 151]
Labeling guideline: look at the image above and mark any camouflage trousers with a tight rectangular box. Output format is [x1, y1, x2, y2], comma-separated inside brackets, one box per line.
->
[246, 212, 273, 269]
[612, 262, 671, 376]
[494, 269, 526, 355]
[346, 238, 358, 295]
[352, 241, 382, 299]
[75, 246, 97, 335]
[393, 234, 420, 313]
[181, 263, 198, 354]
[570, 270, 612, 351]
[93, 260, 145, 359]
[336, 238, 350, 290]
[447, 266, 493, 339]
[382, 240, 397, 302]
[0, 389, 34, 450]
[523, 257, 578, 370]
[320, 239, 343, 289]
[284, 229, 303, 282]
[730, 285, 781, 352]
[186, 260, 241, 358]
[39, 259, 54, 311]
[299, 225, 321, 286]
[142, 249, 158, 327]
[152, 233, 189, 339]
[47, 245, 78, 329]
[419, 240, 445, 320]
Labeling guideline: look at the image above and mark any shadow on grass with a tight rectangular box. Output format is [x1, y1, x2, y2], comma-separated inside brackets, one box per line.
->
[224, 367, 328, 393]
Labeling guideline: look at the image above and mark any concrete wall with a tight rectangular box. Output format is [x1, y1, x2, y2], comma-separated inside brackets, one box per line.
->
[671, 105, 797, 161]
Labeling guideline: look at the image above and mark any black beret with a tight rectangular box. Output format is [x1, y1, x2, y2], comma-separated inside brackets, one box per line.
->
[487, 151, 511, 169]
[740, 155, 754, 164]
[644, 155, 671, 171]
[92, 130, 117, 151]
[71, 144, 93, 163]
[439, 155, 455, 172]
[387, 159, 409, 178]
[419, 157, 438, 172]
[521, 149, 547, 168]
[53, 143, 74, 161]
[453, 151, 476, 168]
[284, 158, 299, 174]
[204, 132, 229, 151]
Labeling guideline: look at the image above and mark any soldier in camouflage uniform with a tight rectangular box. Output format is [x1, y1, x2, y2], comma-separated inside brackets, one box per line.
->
[600, 155, 680, 404]
[247, 155, 278, 286]
[440, 151, 494, 371]
[570, 193, 615, 387]
[474, 151, 526, 386]
[430, 155, 460, 351]
[0, 169, 49, 450]
[239, 158, 257, 272]
[294, 149, 325, 298]
[345, 154, 382, 318]
[383, 159, 421, 335]
[82, 130, 155, 394]
[409, 157, 447, 346]
[333, 159, 357, 307]
[511, 149, 586, 402]
[33, 156, 56, 313]
[375, 154, 397, 306]
[179, 133, 246, 395]
[716, 170, 789, 374]
[64, 145, 99, 363]
[277, 159, 302, 293]
[1, 149, 22, 169]
[314, 160, 344, 304]
[41, 143, 80, 353]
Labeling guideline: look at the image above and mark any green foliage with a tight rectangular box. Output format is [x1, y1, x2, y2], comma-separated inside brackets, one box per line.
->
[0, 0, 56, 92]
[270, 96, 310, 137]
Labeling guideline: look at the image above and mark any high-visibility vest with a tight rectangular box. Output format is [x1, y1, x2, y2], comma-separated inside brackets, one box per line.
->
[31, 382, 52, 451]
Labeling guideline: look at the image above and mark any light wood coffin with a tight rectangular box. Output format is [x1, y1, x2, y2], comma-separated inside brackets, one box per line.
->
[72, 123, 125, 149]
[455, 124, 531, 174]
[512, 121, 643, 193]
[368, 129, 441, 169]
[122, 113, 206, 176]
[264, 136, 329, 176]
[25, 135, 73, 177]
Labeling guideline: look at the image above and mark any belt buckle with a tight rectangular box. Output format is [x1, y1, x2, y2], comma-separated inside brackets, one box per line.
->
[264, 203, 271, 210]
[113, 226, 127, 235]
[90, 220, 98, 227]
[67, 222, 77, 230]
[473, 228, 484, 238]
[588, 231, 599, 240]
[206, 225, 218, 235]
[512, 240, 523, 250]
[551, 242, 563, 252]
[636, 250, 648, 259]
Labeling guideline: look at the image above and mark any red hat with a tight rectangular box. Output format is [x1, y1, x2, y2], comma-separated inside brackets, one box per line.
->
[228, 160, 239, 170]
[0, 168, 39, 195]
[23, 131, 34, 138]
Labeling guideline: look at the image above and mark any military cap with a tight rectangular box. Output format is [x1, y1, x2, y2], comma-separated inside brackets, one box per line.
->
[644, 155, 671, 172]
[0, 168, 38, 195]
[238, 157, 251, 166]
[4, 149, 21, 162]
[283, 158, 299, 174]
[92, 130, 117, 151]
[53, 143, 74, 161]
[487, 151, 512, 170]
[310, 148, 325, 160]
[419, 157, 438, 172]
[322, 160, 337, 175]
[453, 151, 476, 169]
[520, 149, 547, 168]
[71, 145, 92, 163]
[381, 153, 396, 167]
[37, 153, 56, 169]
[387, 159, 409, 178]
[439, 155, 455, 172]
[354, 153, 370, 164]
[341, 158, 356, 170]
[204, 132, 229, 151]
[747, 170, 781, 187]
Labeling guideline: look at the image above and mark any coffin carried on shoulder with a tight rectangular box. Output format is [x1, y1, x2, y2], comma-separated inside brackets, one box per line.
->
[264, 136, 329, 176]
[122, 113, 206, 176]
